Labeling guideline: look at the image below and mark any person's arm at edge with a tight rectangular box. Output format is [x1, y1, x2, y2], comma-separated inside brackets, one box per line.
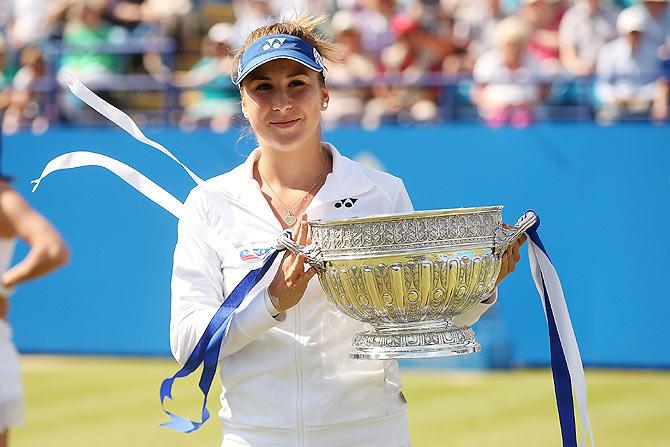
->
[0, 184, 69, 288]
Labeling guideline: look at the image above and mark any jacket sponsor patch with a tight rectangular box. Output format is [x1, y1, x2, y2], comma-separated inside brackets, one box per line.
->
[240, 247, 271, 262]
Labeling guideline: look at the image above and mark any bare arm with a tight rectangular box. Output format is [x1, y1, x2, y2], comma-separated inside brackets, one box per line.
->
[559, 43, 593, 77]
[652, 78, 669, 121]
[0, 184, 69, 288]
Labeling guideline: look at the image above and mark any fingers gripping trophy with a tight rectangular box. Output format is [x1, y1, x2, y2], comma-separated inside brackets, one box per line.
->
[32, 14, 594, 447]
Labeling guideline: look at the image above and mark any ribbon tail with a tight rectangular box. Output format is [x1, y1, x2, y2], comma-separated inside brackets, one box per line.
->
[31, 151, 184, 219]
[160, 410, 206, 433]
[65, 72, 203, 185]
[527, 222, 595, 447]
[159, 249, 283, 433]
[32, 151, 230, 255]
[531, 241, 595, 447]
[38, 75, 255, 262]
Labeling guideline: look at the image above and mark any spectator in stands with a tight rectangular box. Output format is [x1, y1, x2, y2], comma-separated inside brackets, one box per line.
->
[595, 6, 668, 123]
[231, 0, 278, 48]
[444, 0, 521, 15]
[176, 23, 240, 133]
[58, 0, 121, 85]
[626, 0, 670, 48]
[657, 73, 669, 119]
[57, 0, 123, 121]
[2, 47, 48, 134]
[613, 0, 636, 8]
[521, 0, 568, 74]
[267, 0, 331, 17]
[354, 0, 399, 62]
[0, 36, 10, 115]
[451, 0, 506, 60]
[5, 0, 59, 51]
[363, 13, 443, 127]
[559, 0, 619, 77]
[472, 15, 547, 127]
[434, 7, 473, 77]
[110, 0, 192, 39]
[322, 10, 376, 126]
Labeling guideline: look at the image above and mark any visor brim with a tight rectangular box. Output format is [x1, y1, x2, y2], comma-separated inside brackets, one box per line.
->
[235, 52, 325, 86]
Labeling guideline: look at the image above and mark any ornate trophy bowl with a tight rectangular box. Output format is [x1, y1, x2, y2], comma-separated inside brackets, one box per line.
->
[281, 207, 537, 360]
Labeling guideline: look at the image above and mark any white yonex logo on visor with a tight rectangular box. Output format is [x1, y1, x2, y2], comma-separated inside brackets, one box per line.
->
[313, 48, 325, 69]
[262, 38, 286, 50]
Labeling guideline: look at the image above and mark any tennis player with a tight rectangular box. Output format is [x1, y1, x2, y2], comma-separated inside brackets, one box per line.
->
[0, 178, 69, 447]
[170, 15, 526, 447]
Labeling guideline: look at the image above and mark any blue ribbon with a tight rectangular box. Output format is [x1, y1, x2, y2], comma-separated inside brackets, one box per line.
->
[160, 215, 587, 444]
[526, 216, 577, 447]
[160, 248, 283, 432]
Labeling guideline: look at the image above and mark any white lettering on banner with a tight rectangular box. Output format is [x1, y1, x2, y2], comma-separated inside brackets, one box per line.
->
[262, 38, 286, 51]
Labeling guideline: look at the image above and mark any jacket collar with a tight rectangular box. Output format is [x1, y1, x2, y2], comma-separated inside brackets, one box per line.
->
[222, 142, 374, 207]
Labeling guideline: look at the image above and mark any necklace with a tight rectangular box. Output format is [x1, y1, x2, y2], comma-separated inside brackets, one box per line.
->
[258, 152, 328, 226]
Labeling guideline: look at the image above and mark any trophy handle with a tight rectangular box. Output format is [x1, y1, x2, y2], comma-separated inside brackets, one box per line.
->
[494, 210, 537, 256]
[276, 232, 326, 271]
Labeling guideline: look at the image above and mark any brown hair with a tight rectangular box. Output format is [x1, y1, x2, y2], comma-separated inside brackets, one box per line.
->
[233, 14, 339, 88]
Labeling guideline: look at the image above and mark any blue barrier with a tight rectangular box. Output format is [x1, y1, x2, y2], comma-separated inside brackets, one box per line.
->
[5, 124, 670, 368]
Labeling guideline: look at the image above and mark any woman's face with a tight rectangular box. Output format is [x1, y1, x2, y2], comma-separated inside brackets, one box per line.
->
[241, 59, 328, 153]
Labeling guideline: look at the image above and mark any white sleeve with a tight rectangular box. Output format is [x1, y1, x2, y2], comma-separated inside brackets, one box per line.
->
[392, 179, 414, 213]
[473, 51, 493, 84]
[453, 289, 498, 327]
[595, 43, 617, 103]
[169, 189, 283, 366]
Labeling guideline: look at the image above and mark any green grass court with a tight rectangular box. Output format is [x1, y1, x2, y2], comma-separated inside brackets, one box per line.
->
[11, 356, 670, 447]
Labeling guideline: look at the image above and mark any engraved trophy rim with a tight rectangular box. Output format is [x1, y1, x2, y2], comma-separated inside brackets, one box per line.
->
[279, 208, 535, 360]
[308, 205, 503, 227]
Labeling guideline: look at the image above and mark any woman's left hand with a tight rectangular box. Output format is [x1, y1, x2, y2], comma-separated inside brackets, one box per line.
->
[495, 225, 528, 287]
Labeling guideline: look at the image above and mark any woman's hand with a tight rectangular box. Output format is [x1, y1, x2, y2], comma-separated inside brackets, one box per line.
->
[268, 216, 317, 312]
[495, 224, 528, 288]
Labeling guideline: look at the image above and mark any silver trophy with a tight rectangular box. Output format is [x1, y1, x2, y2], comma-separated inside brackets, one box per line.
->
[280, 207, 537, 360]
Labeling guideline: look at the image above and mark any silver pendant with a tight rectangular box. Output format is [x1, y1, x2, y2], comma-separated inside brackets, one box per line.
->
[284, 213, 297, 226]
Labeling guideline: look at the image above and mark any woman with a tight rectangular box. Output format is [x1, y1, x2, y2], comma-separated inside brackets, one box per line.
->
[0, 179, 70, 447]
[170, 16, 525, 447]
[472, 16, 547, 128]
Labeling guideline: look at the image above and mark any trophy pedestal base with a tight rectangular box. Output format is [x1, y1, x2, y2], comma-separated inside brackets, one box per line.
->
[349, 322, 480, 360]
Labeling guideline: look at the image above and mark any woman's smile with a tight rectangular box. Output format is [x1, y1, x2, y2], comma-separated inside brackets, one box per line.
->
[270, 118, 301, 128]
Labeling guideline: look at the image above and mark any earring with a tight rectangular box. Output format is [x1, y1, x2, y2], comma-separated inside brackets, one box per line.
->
[322, 100, 328, 109]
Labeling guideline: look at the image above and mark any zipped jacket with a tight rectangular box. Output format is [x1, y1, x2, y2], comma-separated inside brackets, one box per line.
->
[170, 143, 496, 447]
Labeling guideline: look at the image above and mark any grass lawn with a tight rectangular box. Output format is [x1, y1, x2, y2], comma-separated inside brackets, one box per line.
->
[10, 356, 670, 447]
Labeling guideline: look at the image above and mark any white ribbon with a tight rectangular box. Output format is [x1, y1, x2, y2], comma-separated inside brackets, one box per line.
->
[65, 73, 203, 186]
[31, 74, 258, 257]
[31, 151, 185, 219]
[528, 238, 595, 447]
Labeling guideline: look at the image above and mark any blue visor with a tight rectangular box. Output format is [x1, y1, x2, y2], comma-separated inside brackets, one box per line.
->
[234, 34, 326, 86]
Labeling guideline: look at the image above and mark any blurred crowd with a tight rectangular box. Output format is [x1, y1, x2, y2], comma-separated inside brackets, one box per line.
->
[0, 0, 668, 133]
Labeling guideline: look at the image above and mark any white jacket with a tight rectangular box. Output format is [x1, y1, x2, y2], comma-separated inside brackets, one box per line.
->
[170, 143, 496, 447]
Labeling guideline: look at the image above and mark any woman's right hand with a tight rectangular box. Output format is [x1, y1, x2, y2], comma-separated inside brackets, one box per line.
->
[268, 216, 317, 312]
